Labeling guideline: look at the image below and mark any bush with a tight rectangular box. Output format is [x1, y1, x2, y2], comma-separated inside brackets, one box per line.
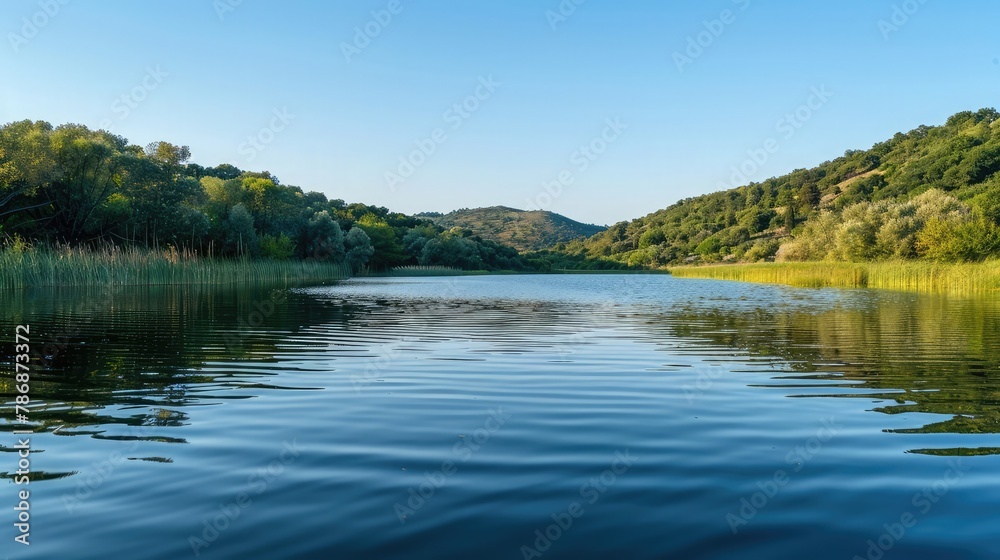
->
[260, 234, 296, 260]
[744, 240, 780, 262]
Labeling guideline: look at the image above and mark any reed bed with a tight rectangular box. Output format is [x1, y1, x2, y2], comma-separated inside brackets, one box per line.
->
[0, 246, 351, 290]
[668, 261, 1000, 294]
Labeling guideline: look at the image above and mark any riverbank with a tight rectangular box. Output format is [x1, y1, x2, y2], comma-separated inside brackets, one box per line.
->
[0, 246, 351, 290]
[668, 261, 1000, 294]
[363, 266, 489, 277]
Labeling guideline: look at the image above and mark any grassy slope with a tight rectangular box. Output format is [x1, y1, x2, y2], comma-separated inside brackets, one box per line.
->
[421, 206, 606, 252]
[561, 109, 1000, 267]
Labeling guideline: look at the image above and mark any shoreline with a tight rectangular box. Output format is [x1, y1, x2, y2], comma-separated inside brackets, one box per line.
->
[668, 261, 1000, 294]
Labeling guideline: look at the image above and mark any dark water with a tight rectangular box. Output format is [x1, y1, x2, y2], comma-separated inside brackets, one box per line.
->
[2, 275, 999, 560]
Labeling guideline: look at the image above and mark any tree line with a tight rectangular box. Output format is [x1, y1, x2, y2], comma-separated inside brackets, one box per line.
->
[0, 120, 555, 272]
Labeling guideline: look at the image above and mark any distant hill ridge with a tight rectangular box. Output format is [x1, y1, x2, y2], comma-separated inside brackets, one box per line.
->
[558, 108, 1000, 266]
[416, 206, 606, 251]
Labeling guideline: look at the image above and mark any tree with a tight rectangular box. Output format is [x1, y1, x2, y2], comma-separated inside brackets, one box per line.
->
[202, 176, 247, 222]
[222, 204, 259, 257]
[402, 224, 436, 258]
[695, 236, 722, 257]
[145, 141, 191, 170]
[176, 206, 211, 251]
[420, 236, 465, 268]
[638, 228, 666, 249]
[261, 234, 296, 260]
[800, 183, 821, 210]
[354, 214, 406, 269]
[970, 181, 1000, 224]
[784, 205, 796, 232]
[0, 120, 57, 226]
[44, 125, 135, 242]
[344, 227, 374, 272]
[301, 211, 345, 263]
[123, 152, 201, 246]
[918, 216, 1000, 261]
[204, 163, 241, 180]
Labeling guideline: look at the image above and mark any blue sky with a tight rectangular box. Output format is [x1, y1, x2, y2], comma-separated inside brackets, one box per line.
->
[1, 0, 997, 225]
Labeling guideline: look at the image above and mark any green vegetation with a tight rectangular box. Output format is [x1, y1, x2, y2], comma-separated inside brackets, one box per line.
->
[0, 120, 554, 285]
[669, 261, 1000, 294]
[520, 249, 640, 272]
[559, 109, 1000, 268]
[0, 243, 350, 290]
[419, 206, 606, 252]
[7, 109, 1000, 287]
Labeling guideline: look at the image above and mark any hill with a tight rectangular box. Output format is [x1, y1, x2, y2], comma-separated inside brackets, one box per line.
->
[557, 109, 1000, 267]
[418, 206, 607, 252]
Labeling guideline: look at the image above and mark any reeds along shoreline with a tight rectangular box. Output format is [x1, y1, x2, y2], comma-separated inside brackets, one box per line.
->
[0, 246, 352, 291]
[667, 261, 1000, 294]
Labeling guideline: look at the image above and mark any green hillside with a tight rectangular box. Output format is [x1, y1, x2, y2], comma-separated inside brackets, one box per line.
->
[558, 109, 1000, 267]
[418, 206, 606, 252]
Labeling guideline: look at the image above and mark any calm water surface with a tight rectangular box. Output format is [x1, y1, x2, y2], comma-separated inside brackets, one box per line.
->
[2, 275, 999, 559]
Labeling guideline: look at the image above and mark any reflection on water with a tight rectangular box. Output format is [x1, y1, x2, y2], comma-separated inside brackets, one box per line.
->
[662, 290, 1000, 445]
[1, 276, 998, 559]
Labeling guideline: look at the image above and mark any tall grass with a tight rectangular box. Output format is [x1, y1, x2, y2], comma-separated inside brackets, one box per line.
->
[668, 261, 1000, 294]
[0, 245, 351, 290]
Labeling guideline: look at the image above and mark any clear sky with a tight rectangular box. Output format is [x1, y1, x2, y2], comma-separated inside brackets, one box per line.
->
[1, 0, 997, 225]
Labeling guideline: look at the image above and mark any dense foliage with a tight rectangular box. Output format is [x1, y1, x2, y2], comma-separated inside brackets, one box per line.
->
[0, 120, 537, 272]
[559, 109, 1000, 266]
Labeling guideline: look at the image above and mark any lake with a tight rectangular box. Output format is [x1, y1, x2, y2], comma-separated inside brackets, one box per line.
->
[2, 274, 999, 559]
